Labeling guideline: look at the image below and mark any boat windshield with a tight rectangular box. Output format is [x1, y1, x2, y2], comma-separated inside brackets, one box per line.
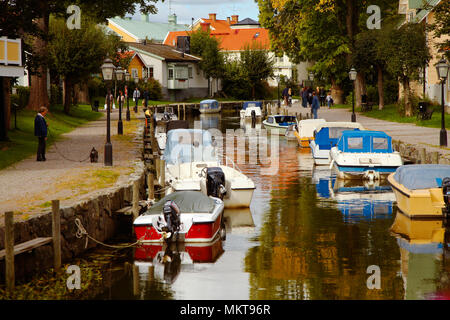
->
[275, 116, 296, 124]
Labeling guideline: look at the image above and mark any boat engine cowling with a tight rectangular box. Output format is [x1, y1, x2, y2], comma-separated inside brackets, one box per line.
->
[443, 177, 450, 216]
[206, 167, 227, 200]
[161, 200, 181, 237]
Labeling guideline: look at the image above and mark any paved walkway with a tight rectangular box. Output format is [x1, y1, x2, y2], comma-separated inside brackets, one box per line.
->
[0, 109, 144, 222]
[280, 102, 450, 159]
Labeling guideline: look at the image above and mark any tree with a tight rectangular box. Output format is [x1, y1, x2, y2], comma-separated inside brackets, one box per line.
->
[379, 23, 431, 116]
[430, 0, 450, 61]
[48, 17, 123, 114]
[189, 29, 224, 96]
[239, 44, 274, 99]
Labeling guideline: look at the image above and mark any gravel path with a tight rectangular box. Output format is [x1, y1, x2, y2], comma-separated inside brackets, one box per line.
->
[0, 109, 144, 220]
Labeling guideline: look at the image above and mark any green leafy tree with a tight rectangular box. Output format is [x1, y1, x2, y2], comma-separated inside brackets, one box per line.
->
[48, 17, 123, 114]
[189, 29, 224, 96]
[379, 23, 431, 116]
[430, 0, 450, 61]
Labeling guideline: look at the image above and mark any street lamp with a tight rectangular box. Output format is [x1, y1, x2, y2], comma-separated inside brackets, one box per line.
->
[134, 77, 139, 113]
[349, 67, 357, 122]
[125, 71, 131, 121]
[436, 58, 449, 147]
[276, 75, 281, 108]
[115, 66, 125, 135]
[309, 71, 314, 84]
[101, 58, 115, 166]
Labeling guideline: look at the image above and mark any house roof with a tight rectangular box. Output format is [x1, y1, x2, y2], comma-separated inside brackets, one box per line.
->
[126, 42, 201, 63]
[108, 17, 189, 42]
[163, 28, 270, 51]
[233, 18, 260, 26]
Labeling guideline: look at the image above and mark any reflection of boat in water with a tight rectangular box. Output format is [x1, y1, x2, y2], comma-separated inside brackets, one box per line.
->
[223, 208, 255, 235]
[388, 164, 450, 219]
[199, 113, 220, 130]
[297, 147, 315, 172]
[390, 213, 446, 299]
[134, 236, 224, 285]
[240, 118, 262, 137]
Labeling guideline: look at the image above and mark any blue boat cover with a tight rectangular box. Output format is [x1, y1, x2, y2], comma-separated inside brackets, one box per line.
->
[337, 130, 393, 153]
[200, 100, 219, 109]
[273, 115, 297, 127]
[393, 164, 450, 190]
[163, 129, 217, 164]
[243, 101, 262, 110]
[315, 127, 361, 150]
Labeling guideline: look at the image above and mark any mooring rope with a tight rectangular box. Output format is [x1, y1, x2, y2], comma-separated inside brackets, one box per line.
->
[74, 218, 141, 249]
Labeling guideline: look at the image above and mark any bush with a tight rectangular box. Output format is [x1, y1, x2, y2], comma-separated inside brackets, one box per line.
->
[139, 78, 162, 101]
[11, 86, 30, 109]
[87, 77, 106, 100]
[50, 84, 62, 105]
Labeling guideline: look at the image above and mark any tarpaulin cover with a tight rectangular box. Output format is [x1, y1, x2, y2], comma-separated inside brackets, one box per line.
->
[243, 101, 262, 109]
[393, 164, 450, 190]
[144, 191, 217, 215]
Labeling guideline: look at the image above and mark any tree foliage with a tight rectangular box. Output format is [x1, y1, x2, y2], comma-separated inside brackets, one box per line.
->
[430, 0, 450, 60]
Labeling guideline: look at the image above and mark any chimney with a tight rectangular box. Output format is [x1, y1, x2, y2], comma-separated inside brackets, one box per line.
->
[231, 15, 239, 24]
[200, 22, 210, 32]
[227, 17, 231, 24]
[209, 13, 217, 22]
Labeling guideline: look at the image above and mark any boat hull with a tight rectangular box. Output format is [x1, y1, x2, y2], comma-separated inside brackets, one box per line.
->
[199, 107, 221, 114]
[262, 122, 288, 135]
[293, 130, 312, 148]
[310, 141, 331, 165]
[387, 173, 445, 219]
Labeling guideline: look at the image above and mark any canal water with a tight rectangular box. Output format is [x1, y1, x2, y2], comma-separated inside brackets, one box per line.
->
[94, 111, 450, 300]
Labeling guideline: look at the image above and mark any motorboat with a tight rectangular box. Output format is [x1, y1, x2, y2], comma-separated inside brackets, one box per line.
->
[163, 129, 255, 208]
[330, 130, 403, 181]
[134, 236, 224, 285]
[387, 164, 450, 219]
[153, 105, 178, 122]
[293, 119, 326, 148]
[199, 99, 221, 114]
[310, 122, 365, 165]
[155, 120, 189, 152]
[240, 101, 262, 120]
[262, 115, 297, 135]
[134, 191, 225, 243]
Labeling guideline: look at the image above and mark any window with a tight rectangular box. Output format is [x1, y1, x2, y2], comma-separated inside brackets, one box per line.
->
[131, 68, 139, 79]
[329, 128, 348, 139]
[188, 66, 193, 79]
[175, 66, 188, 80]
[149, 67, 154, 79]
[347, 137, 363, 150]
[267, 117, 274, 124]
[168, 68, 174, 80]
[373, 137, 388, 150]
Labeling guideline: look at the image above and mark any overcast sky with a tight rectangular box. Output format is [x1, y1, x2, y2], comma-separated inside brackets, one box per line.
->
[131, 0, 260, 25]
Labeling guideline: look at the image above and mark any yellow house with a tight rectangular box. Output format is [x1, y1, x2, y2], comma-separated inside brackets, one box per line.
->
[399, 0, 450, 109]
[0, 37, 24, 77]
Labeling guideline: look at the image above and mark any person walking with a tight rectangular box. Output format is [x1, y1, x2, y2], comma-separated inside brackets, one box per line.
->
[301, 88, 308, 108]
[133, 87, 141, 111]
[311, 91, 320, 119]
[326, 92, 333, 108]
[319, 87, 326, 107]
[281, 86, 289, 106]
[307, 87, 313, 108]
[143, 89, 149, 108]
[287, 87, 292, 107]
[34, 106, 48, 161]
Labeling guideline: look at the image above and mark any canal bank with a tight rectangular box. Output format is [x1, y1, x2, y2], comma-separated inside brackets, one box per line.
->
[0, 110, 147, 284]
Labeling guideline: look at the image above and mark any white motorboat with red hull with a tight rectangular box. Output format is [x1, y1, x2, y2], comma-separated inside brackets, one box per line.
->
[134, 191, 225, 243]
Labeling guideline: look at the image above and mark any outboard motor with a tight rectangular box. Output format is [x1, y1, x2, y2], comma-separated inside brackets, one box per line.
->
[251, 109, 256, 128]
[442, 177, 450, 218]
[206, 167, 227, 200]
[160, 200, 181, 241]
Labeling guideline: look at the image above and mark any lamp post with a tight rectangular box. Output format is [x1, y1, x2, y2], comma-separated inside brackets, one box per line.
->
[134, 77, 139, 113]
[436, 58, 449, 147]
[349, 67, 357, 122]
[125, 71, 131, 121]
[276, 75, 281, 108]
[115, 66, 124, 135]
[101, 58, 115, 166]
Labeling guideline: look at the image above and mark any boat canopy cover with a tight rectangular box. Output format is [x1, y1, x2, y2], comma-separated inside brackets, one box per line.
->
[243, 101, 262, 109]
[163, 129, 217, 164]
[314, 122, 364, 150]
[270, 115, 297, 126]
[144, 191, 217, 215]
[393, 164, 450, 190]
[200, 100, 219, 109]
[298, 119, 326, 137]
[337, 130, 393, 153]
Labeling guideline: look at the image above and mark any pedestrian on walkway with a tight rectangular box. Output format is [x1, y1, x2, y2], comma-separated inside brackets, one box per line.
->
[143, 89, 149, 108]
[307, 87, 313, 107]
[34, 106, 48, 161]
[104, 92, 114, 110]
[326, 92, 333, 108]
[117, 90, 125, 106]
[319, 87, 326, 107]
[287, 87, 292, 106]
[311, 91, 320, 119]
[301, 88, 308, 108]
[133, 87, 141, 109]
[282, 86, 289, 106]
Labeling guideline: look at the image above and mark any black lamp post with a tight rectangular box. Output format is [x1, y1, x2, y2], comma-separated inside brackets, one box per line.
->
[125, 71, 131, 121]
[276, 75, 281, 108]
[436, 58, 449, 147]
[116, 66, 124, 135]
[134, 77, 139, 113]
[349, 67, 357, 123]
[101, 58, 115, 166]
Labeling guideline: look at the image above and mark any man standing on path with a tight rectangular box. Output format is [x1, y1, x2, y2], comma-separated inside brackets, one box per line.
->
[133, 87, 140, 112]
[34, 106, 48, 161]
[311, 91, 320, 119]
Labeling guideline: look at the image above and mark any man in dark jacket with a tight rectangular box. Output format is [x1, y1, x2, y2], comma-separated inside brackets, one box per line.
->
[34, 106, 48, 161]
[311, 91, 320, 119]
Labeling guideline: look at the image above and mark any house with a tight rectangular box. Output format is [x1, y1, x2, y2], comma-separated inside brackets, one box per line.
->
[125, 42, 209, 101]
[398, 0, 450, 108]
[107, 14, 189, 43]
[164, 14, 310, 87]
